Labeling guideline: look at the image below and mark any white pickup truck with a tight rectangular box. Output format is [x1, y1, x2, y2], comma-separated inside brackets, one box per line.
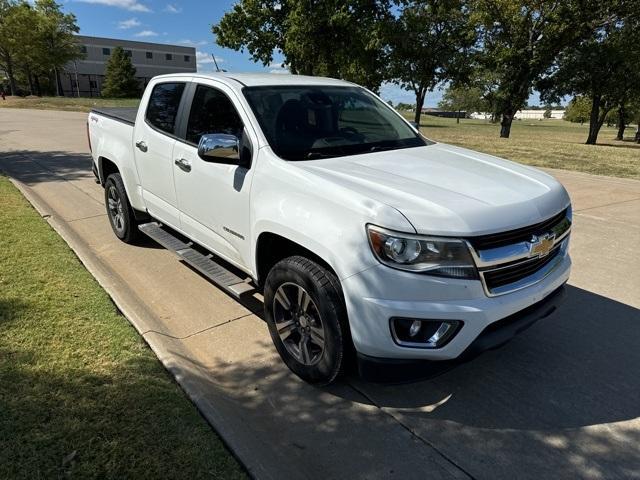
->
[88, 73, 571, 384]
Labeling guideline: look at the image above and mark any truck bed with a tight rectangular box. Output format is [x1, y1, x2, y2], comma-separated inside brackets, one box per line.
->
[91, 107, 138, 126]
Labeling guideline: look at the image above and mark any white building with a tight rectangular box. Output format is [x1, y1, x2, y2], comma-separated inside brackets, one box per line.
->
[470, 109, 565, 120]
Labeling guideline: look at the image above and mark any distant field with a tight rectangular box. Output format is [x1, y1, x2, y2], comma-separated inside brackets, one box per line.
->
[0, 95, 139, 112]
[1, 97, 637, 178]
[412, 114, 640, 179]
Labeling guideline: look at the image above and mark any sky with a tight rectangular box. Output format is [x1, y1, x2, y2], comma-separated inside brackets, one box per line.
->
[66, 0, 544, 107]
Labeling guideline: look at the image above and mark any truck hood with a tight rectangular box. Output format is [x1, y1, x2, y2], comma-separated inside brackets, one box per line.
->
[296, 143, 570, 236]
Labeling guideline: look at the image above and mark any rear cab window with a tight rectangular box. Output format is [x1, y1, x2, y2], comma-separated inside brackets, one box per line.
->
[145, 82, 186, 135]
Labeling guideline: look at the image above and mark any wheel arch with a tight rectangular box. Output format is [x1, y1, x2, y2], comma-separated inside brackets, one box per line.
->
[255, 231, 338, 288]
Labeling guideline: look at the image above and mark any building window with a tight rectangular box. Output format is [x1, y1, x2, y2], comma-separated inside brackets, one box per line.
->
[89, 80, 97, 89]
[184, 55, 190, 62]
[165, 53, 172, 61]
[124, 50, 132, 57]
[102, 48, 110, 55]
[80, 45, 87, 54]
[146, 51, 153, 59]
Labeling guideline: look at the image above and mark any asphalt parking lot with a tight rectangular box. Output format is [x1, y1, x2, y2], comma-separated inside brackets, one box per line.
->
[1, 108, 639, 479]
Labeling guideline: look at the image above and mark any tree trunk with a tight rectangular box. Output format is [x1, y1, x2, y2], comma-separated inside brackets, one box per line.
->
[616, 105, 625, 140]
[26, 68, 34, 96]
[54, 67, 64, 97]
[34, 75, 41, 97]
[635, 124, 640, 143]
[500, 110, 515, 138]
[456, 109, 460, 124]
[5, 57, 17, 96]
[414, 89, 425, 125]
[586, 96, 603, 145]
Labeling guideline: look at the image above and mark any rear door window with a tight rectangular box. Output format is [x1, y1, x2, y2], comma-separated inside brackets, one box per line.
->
[146, 82, 186, 134]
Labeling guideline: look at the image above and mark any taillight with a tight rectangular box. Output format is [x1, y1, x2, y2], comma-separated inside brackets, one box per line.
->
[86, 120, 92, 153]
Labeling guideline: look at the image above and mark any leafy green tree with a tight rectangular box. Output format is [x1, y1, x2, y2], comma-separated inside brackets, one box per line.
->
[563, 96, 591, 124]
[472, 0, 621, 138]
[101, 47, 139, 98]
[386, 0, 477, 124]
[0, 0, 80, 96]
[395, 102, 415, 111]
[438, 85, 487, 123]
[539, 12, 640, 144]
[0, 0, 25, 95]
[33, 0, 82, 96]
[213, 0, 391, 91]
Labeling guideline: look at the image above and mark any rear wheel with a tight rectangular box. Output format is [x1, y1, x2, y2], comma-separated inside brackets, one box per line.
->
[104, 173, 139, 244]
[264, 256, 348, 385]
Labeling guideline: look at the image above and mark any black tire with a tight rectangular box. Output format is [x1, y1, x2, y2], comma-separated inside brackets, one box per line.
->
[264, 256, 348, 385]
[104, 173, 140, 244]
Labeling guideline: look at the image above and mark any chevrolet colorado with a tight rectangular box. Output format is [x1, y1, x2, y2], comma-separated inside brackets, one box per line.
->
[88, 73, 571, 385]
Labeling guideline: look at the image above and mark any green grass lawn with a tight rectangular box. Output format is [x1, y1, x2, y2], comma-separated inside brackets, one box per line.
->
[413, 115, 640, 179]
[0, 176, 246, 479]
[0, 95, 139, 112]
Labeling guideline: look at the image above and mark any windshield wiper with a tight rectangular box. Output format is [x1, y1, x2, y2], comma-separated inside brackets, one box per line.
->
[305, 151, 337, 159]
[368, 144, 397, 153]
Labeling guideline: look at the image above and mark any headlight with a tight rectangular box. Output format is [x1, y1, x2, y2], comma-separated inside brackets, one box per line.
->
[367, 225, 478, 279]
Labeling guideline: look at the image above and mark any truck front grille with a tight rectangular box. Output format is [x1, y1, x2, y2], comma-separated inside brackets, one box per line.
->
[468, 208, 571, 296]
[482, 246, 562, 291]
[468, 208, 568, 250]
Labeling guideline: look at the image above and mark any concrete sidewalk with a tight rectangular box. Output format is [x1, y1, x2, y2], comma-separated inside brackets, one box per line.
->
[1, 108, 639, 479]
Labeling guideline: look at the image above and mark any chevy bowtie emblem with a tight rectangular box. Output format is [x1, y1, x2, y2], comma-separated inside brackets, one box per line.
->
[529, 233, 555, 258]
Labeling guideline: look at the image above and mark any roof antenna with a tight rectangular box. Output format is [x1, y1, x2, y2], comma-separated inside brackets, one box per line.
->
[212, 53, 225, 72]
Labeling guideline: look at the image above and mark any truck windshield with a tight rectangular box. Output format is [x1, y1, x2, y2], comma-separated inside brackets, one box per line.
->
[243, 85, 430, 161]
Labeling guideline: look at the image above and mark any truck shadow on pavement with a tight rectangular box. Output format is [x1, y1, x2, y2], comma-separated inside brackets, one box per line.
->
[164, 284, 640, 478]
[0, 150, 93, 184]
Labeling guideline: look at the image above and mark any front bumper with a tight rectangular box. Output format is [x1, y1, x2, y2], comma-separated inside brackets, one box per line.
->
[356, 284, 566, 382]
[341, 252, 571, 361]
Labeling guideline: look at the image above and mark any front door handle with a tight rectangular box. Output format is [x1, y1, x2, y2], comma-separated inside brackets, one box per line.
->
[174, 158, 191, 172]
[135, 140, 148, 152]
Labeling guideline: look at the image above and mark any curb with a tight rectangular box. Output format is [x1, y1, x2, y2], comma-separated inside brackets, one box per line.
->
[7, 176, 268, 480]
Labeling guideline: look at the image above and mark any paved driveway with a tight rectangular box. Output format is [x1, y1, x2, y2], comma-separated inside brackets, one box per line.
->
[1, 108, 639, 479]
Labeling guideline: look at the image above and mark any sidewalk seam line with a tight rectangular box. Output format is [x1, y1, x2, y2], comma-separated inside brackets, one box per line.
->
[574, 197, 640, 213]
[142, 312, 254, 340]
[348, 382, 476, 480]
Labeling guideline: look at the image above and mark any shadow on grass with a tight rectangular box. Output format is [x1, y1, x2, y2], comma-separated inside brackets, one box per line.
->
[159, 284, 640, 479]
[0, 296, 245, 480]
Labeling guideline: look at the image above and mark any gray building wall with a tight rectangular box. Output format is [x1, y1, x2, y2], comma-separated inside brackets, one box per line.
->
[61, 35, 197, 97]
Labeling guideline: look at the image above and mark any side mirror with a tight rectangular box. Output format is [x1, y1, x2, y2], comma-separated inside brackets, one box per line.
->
[198, 133, 240, 161]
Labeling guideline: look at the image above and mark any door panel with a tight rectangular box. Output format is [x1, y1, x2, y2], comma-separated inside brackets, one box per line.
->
[172, 83, 255, 269]
[133, 82, 186, 227]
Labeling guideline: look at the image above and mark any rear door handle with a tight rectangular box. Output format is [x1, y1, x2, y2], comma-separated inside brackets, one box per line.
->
[174, 158, 191, 172]
[135, 140, 148, 152]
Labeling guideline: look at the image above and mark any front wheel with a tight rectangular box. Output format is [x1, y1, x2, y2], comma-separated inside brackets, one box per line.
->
[264, 256, 348, 385]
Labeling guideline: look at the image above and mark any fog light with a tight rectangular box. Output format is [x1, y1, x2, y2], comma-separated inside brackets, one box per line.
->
[390, 318, 462, 348]
[409, 320, 422, 337]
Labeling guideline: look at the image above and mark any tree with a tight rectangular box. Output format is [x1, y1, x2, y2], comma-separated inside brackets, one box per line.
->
[438, 84, 487, 123]
[386, 0, 477, 124]
[0, 0, 80, 96]
[563, 96, 591, 124]
[101, 47, 139, 98]
[213, 0, 391, 91]
[0, 0, 25, 95]
[33, 0, 82, 96]
[472, 0, 620, 138]
[539, 12, 640, 144]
